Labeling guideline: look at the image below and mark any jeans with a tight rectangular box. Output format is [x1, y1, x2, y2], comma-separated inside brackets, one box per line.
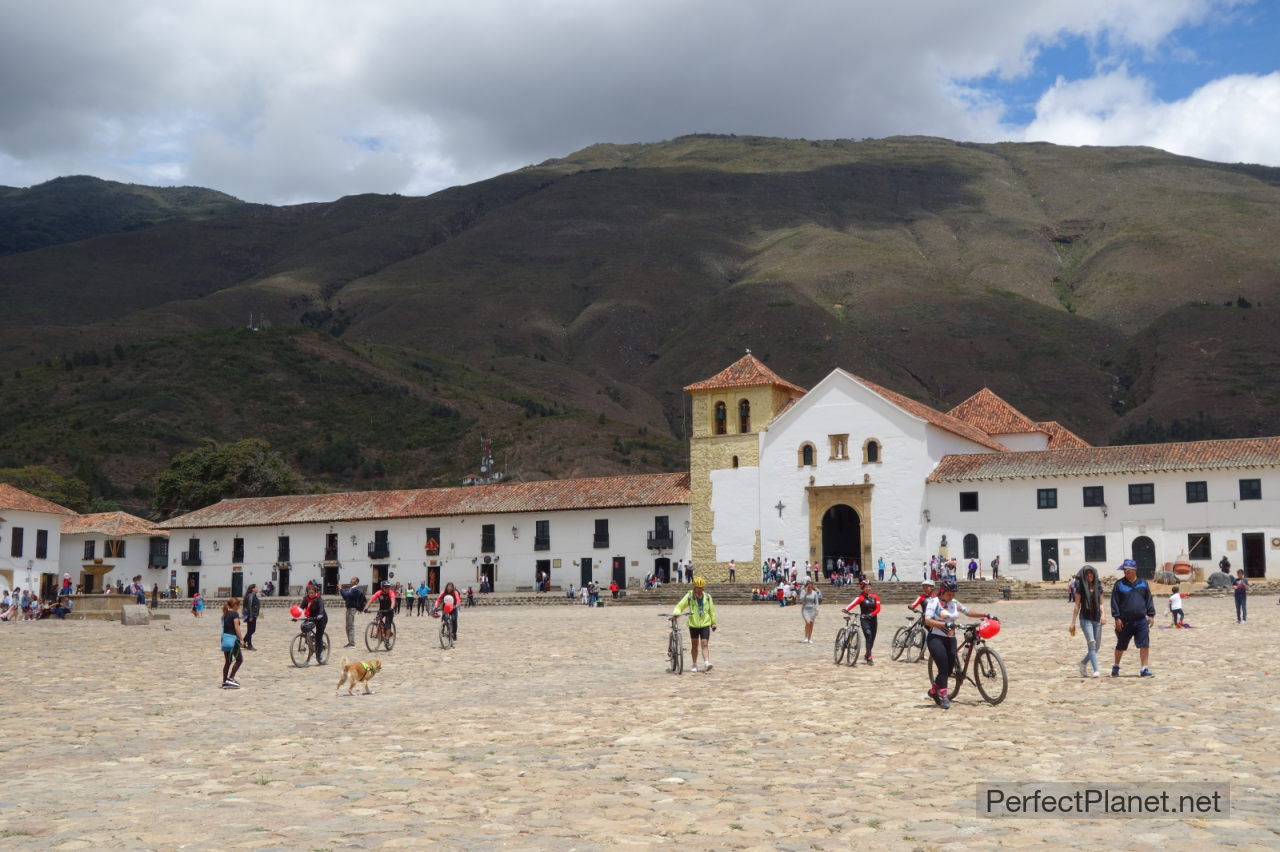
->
[1078, 618, 1100, 673]
[1235, 594, 1247, 622]
[345, 607, 357, 645]
[244, 617, 258, 649]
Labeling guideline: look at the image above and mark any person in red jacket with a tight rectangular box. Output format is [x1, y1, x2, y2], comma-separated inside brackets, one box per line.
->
[609, 581, 619, 599]
[908, 578, 936, 614]
[843, 578, 882, 665]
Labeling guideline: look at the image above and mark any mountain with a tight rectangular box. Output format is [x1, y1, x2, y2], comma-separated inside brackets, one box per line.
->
[2, 135, 1280, 512]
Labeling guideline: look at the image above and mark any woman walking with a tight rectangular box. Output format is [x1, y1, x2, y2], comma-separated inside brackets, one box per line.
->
[221, 596, 244, 689]
[798, 580, 822, 643]
[924, 579, 994, 708]
[1070, 565, 1105, 677]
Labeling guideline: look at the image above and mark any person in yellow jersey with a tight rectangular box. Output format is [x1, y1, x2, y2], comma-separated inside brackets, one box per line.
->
[673, 576, 718, 672]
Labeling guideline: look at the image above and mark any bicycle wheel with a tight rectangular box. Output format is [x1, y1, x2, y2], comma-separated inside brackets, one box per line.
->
[668, 631, 683, 674]
[843, 624, 861, 666]
[439, 619, 454, 649]
[382, 623, 396, 651]
[364, 622, 377, 652]
[890, 626, 909, 661]
[290, 633, 310, 667]
[833, 627, 848, 664]
[973, 646, 1008, 705]
[317, 633, 330, 665]
[910, 627, 927, 663]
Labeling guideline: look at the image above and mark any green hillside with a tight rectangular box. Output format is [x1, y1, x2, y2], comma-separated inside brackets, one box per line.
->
[2, 135, 1280, 510]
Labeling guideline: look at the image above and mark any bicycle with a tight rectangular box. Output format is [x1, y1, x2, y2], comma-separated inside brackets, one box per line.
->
[891, 613, 927, 663]
[432, 605, 456, 649]
[662, 613, 685, 674]
[290, 617, 331, 667]
[364, 611, 396, 652]
[833, 612, 861, 666]
[927, 619, 1007, 704]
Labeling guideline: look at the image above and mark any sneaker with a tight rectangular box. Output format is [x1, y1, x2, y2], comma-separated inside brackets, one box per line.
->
[938, 690, 951, 710]
[928, 689, 940, 706]
[223, 679, 240, 689]
[1140, 668, 1154, 677]
[691, 664, 701, 673]
[1111, 665, 1120, 678]
[703, 662, 713, 671]
[865, 656, 874, 666]
[1079, 661, 1088, 678]
[344, 643, 356, 648]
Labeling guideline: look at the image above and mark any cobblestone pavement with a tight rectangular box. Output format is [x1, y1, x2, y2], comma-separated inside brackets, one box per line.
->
[0, 597, 1275, 850]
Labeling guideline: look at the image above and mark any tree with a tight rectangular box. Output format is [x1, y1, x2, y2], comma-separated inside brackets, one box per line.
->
[0, 465, 92, 512]
[154, 438, 300, 518]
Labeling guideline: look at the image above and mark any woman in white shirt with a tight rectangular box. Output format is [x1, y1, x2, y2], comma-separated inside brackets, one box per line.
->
[923, 579, 995, 709]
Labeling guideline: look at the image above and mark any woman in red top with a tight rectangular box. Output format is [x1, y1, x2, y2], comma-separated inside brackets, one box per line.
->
[842, 578, 882, 665]
[908, 578, 936, 613]
[435, 582, 463, 641]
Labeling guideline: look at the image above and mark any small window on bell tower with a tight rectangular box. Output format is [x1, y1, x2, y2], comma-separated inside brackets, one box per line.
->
[714, 401, 727, 435]
[739, 399, 751, 433]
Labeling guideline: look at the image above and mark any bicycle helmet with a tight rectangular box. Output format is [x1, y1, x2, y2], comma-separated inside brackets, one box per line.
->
[693, 576, 707, 589]
[940, 579, 959, 593]
[920, 578, 936, 587]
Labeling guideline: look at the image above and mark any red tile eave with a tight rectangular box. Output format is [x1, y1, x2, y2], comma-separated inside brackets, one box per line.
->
[61, 511, 168, 537]
[683, 354, 808, 396]
[947, 388, 1044, 436]
[158, 472, 691, 529]
[928, 437, 1280, 482]
[850, 377, 1008, 452]
[0, 483, 77, 516]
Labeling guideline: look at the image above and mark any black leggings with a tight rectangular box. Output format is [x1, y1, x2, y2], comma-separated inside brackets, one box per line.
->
[222, 646, 242, 681]
[927, 634, 957, 691]
[243, 617, 257, 648]
[861, 616, 878, 657]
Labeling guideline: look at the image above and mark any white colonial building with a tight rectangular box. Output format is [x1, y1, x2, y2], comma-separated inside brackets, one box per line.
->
[0, 483, 76, 598]
[156, 473, 690, 597]
[59, 512, 169, 594]
[685, 354, 1277, 582]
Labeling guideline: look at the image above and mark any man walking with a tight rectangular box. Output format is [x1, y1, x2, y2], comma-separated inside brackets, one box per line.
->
[339, 577, 367, 649]
[242, 583, 261, 650]
[1111, 559, 1155, 678]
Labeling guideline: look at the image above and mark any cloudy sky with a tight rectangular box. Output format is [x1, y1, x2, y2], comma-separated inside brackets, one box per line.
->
[1, 0, 1276, 204]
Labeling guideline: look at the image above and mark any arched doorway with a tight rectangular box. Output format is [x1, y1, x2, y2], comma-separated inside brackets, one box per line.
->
[1130, 536, 1156, 579]
[821, 504, 862, 576]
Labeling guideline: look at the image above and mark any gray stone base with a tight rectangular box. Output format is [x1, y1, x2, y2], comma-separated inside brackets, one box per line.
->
[120, 605, 151, 626]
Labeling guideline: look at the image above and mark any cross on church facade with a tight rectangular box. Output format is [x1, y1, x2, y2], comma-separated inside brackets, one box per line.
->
[775, 501, 785, 517]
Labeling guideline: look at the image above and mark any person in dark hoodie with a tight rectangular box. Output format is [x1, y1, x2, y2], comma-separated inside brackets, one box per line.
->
[1111, 559, 1155, 678]
[1069, 565, 1105, 677]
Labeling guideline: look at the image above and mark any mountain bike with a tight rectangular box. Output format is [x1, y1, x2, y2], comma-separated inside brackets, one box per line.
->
[290, 617, 330, 667]
[834, 612, 861, 666]
[891, 613, 926, 662]
[663, 613, 685, 674]
[365, 611, 396, 652]
[927, 620, 1007, 704]
[432, 606, 456, 649]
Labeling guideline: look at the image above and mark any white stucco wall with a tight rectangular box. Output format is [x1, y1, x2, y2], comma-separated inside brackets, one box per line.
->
[710, 466, 760, 563]
[992, 432, 1049, 451]
[0, 509, 64, 594]
[928, 468, 1279, 580]
[59, 534, 160, 592]
[163, 504, 691, 596]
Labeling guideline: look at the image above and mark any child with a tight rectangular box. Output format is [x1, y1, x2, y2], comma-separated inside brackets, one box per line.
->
[1168, 586, 1187, 628]
[1232, 570, 1248, 622]
[192, 591, 204, 618]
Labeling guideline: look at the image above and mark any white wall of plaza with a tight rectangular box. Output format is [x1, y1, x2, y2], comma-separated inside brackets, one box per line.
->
[164, 505, 692, 597]
[0, 509, 64, 594]
[926, 468, 1279, 581]
[58, 533, 159, 592]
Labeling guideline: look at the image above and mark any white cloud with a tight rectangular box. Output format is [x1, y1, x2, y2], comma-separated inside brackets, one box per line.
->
[1019, 69, 1280, 165]
[0, 0, 1269, 203]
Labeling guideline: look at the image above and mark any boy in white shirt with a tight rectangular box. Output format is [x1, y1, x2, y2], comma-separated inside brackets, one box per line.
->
[1168, 586, 1188, 628]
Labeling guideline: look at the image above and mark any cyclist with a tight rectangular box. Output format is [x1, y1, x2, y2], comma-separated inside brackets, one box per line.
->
[842, 578, 882, 664]
[907, 578, 935, 614]
[436, 582, 463, 641]
[366, 581, 398, 639]
[924, 578, 995, 709]
[299, 584, 329, 665]
[672, 576, 717, 672]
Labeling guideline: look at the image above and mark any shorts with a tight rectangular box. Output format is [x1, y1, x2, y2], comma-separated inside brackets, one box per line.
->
[688, 625, 711, 641]
[1115, 618, 1150, 650]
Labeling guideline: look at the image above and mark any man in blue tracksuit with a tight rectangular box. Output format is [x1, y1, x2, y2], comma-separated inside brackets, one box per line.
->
[1111, 559, 1156, 678]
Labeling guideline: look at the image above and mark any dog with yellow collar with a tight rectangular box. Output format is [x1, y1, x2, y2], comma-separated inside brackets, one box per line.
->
[336, 657, 382, 695]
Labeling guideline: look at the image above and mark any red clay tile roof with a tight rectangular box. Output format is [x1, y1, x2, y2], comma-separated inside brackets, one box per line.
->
[928, 437, 1280, 482]
[0, 484, 76, 516]
[62, 511, 167, 537]
[848, 374, 1008, 452]
[684, 353, 807, 396]
[1037, 421, 1091, 450]
[947, 388, 1045, 436]
[158, 472, 691, 529]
